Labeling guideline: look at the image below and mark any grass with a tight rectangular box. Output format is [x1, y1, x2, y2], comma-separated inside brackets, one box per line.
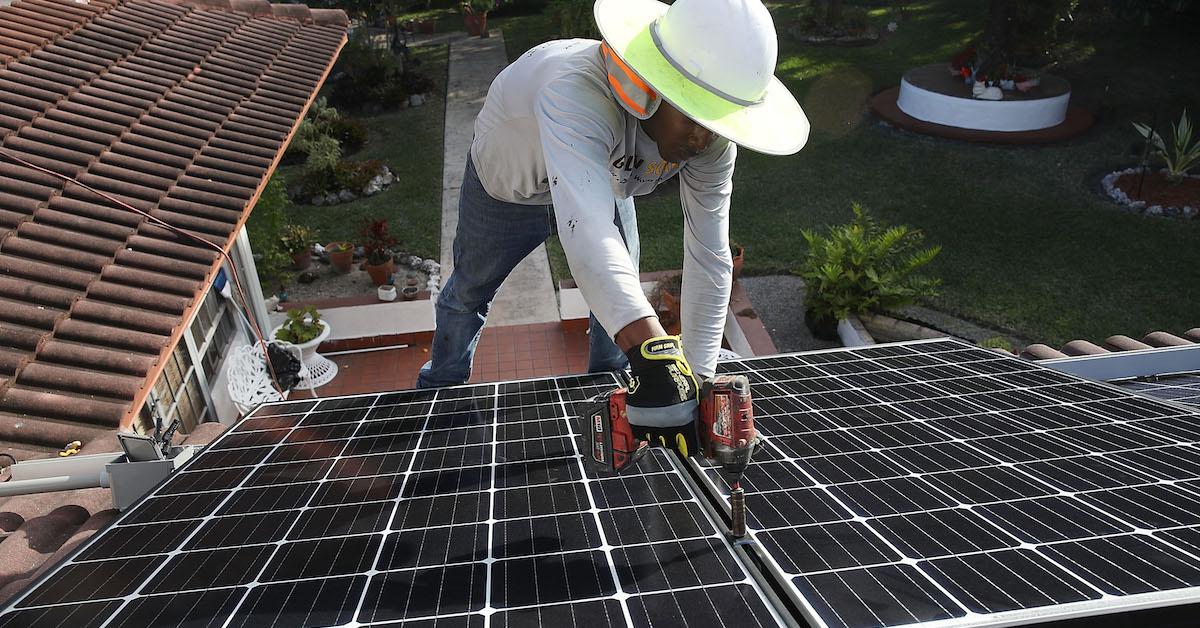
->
[280, 44, 449, 262]
[502, 0, 1200, 346]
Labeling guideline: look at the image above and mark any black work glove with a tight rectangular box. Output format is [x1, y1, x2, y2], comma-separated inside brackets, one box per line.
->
[625, 336, 700, 457]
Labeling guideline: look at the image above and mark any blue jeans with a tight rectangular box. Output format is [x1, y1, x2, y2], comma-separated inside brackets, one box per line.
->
[417, 156, 640, 388]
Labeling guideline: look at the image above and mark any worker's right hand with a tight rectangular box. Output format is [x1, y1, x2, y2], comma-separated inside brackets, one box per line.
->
[624, 336, 699, 456]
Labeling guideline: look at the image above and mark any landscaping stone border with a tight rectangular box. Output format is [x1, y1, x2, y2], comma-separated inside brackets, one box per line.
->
[1101, 167, 1199, 219]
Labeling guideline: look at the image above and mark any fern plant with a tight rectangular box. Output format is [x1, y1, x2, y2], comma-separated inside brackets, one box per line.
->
[1132, 109, 1200, 183]
[795, 204, 942, 322]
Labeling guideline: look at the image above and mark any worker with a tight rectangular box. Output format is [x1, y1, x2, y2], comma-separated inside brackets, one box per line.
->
[418, 0, 808, 451]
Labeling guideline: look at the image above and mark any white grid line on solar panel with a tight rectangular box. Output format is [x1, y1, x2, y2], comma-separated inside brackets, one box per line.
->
[177, 425, 589, 474]
[223, 392, 609, 438]
[722, 446, 1200, 528]
[748, 391, 1192, 440]
[707, 341, 1200, 627]
[1122, 375, 1200, 406]
[0, 385, 389, 623]
[0, 374, 782, 628]
[0, 579, 773, 627]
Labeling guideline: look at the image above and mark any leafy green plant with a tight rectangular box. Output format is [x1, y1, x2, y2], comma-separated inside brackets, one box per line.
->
[274, 306, 326, 344]
[286, 98, 368, 166]
[279, 224, 319, 254]
[462, 0, 493, 14]
[256, 246, 293, 296]
[1132, 109, 1200, 182]
[246, 174, 293, 290]
[979, 336, 1014, 352]
[795, 203, 942, 322]
[546, 0, 598, 38]
[361, 218, 397, 265]
[297, 159, 385, 199]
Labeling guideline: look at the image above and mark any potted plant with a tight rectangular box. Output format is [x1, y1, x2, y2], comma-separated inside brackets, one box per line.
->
[461, 0, 491, 37]
[378, 279, 398, 302]
[361, 218, 397, 286]
[649, 273, 683, 336]
[326, 240, 354, 274]
[794, 203, 941, 342]
[280, 224, 319, 269]
[730, 242, 745, 280]
[271, 305, 330, 362]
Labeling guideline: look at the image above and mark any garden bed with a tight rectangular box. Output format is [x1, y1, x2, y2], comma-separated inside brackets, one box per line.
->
[1102, 168, 1199, 219]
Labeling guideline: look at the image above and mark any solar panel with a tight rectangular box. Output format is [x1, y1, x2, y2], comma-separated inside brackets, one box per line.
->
[1121, 374, 1200, 407]
[0, 373, 786, 628]
[704, 338, 1200, 628]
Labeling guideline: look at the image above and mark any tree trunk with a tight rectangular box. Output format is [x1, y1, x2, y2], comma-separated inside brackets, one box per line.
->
[826, 0, 843, 24]
[979, 0, 1016, 77]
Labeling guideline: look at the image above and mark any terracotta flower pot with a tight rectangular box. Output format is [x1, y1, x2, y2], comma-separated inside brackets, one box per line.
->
[327, 242, 354, 274]
[290, 249, 312, 270]
[731, 244, 744, 280]
[464, 12, 487, 37]
[366, 258, 395, 286]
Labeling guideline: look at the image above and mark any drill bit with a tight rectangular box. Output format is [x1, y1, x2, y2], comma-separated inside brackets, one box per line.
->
[730, 481, 747, 538]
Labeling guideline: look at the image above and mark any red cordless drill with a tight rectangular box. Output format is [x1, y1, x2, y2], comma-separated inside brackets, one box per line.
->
[585, 374, 757, 537]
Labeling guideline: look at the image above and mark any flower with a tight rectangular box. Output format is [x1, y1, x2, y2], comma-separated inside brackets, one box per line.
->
[887, 21, 898, 32]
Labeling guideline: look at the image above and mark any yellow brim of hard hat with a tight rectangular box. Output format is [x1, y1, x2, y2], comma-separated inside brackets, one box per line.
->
[594, 0, 809, 156]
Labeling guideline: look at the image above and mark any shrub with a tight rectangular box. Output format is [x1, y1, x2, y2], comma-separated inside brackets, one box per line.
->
[795, 203, 941, 322]
[279, 224, 319, 255]
[361, 218, 397, 265]
[297, 159, 386, 199]
[328, 31, 431, 111]
[246, 174, 292, 291]
[285, 98, 367, 164]
[979, 336, 1014, 352]
[546, 0, 599, 38]
[1133, 109, 1200, 183]
[274, 305, 325, 344]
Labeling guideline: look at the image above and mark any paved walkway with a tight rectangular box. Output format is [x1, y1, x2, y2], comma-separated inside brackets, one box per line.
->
[440, 33, 561, 327]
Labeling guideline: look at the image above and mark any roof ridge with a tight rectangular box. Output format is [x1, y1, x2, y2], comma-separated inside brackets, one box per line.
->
[159, 0, 348, 26]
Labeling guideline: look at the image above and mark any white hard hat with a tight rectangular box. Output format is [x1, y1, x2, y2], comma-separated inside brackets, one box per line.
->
[594, 0, 809, 155]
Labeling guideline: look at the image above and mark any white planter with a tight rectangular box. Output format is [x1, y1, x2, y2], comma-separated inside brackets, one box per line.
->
[837, 315, 876, 347]
[377, 285, 397, 302]
[270, 320, 331, 363]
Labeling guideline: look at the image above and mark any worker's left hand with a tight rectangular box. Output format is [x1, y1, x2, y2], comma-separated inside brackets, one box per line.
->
[624, 336, 700, 457]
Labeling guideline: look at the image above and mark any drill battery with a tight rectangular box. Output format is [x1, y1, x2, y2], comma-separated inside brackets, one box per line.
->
[584, 388, 649, 473]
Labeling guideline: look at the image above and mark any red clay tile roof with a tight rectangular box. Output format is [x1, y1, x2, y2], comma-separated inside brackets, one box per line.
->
[0, 421, 228, 606]
[1019, 328, 1199, 361]
[0, 0, 347, 457]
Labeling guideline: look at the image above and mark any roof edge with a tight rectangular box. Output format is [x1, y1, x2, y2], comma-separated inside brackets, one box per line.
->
[118, 29, 350, 432]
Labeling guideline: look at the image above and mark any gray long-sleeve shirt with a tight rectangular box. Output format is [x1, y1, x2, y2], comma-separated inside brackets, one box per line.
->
[471, 39, 736, 377]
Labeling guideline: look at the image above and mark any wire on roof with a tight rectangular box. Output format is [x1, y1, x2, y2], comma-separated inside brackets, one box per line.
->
[0, 147, 286, 402]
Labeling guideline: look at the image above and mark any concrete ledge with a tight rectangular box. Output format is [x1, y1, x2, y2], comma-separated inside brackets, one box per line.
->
[270, 297, 436, 342]
[858, 312, 948, 343]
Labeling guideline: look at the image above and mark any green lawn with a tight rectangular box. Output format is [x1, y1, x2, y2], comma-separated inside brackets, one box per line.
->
[504, 0, 1200, 346]
[279, 44, 449, 262]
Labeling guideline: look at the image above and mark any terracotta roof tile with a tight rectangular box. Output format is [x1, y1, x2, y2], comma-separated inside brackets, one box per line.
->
[0, 0, 348, 454]
[0, 421, 230, 606]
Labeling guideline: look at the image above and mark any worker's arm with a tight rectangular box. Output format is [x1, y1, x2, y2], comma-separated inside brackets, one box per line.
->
[679, 139, 738, 378]
[534, 79, 657, 344]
